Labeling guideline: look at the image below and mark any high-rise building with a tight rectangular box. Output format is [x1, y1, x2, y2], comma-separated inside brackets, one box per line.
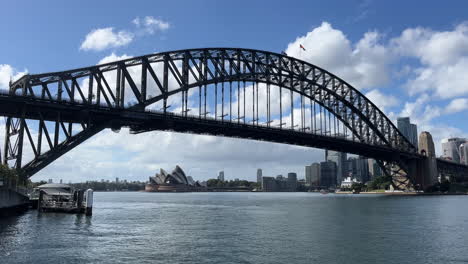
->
[345, 156, 370, 182]
[262, 176, 277, 192]
[325, 150, 346, 185]
[305, 163, 320, 186]
[356, 156, 370, 183]
[218, 171, 225, 181]
[305, 165, 312, 185]
[460, 143, 468, 165]
[310, 163, 321, 186]
[287, 172, 297, 191]
[397, 117, 418, 148]
[116, 177, 119, 183]
[410, 124, 418, 149]
[368, 159, 383, 179]
[257, 169, 262, 184]
[320, 161, 337, 188]
[442, 138, 467, 163]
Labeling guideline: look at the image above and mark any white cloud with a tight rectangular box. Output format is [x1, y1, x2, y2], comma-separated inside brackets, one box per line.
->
[392, 23, 468, 98]
[285, 22, 391, 90]
[80, 16, 170, 52]
[98, 52, 132, 64]
[445, 98, 468, 114]
[133, 16, 170, 34]
[365, 89, 399, 112]
[80, 27, 133, 51]
[0, 64, 27, 90]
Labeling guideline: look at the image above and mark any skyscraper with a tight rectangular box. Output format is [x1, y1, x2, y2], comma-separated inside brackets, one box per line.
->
[305, 165, 312, 185]
[305, 163, 321, 186]
[325, 150, 346, 185]
[287, 172, 297, 191]
[311, 163, 321, 186]
[320, 161, 337, 188]
[257, 169, 262, 184]
[397, 117, 418, 148]
[356, 156, 370, 183]
[262, 176, 277, 192]
[442, 138, 467, 163]
[218, 171, 225, 181]
[368, 159, 383, 179]
[346, 156, 370, 182]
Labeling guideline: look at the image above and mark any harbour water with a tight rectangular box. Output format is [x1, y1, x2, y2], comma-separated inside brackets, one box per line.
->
[1, 192, 468, 264]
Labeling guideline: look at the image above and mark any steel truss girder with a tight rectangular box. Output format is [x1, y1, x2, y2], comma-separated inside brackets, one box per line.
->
[4, 48, 421, 180]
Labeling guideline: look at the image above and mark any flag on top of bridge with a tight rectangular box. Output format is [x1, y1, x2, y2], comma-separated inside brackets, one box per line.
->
[299, 44, 306, 51]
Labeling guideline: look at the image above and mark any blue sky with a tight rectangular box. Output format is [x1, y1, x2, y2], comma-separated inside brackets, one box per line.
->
[1, 0, 468, 182]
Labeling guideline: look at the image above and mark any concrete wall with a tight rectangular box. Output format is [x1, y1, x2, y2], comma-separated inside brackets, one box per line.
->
[0, 189, 29, 209]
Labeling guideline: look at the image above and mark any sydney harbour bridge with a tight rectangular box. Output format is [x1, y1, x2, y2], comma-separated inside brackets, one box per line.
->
[0, 48, 467, 190]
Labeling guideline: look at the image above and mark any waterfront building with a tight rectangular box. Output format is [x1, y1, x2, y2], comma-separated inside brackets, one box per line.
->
[340, 177, 359, 189]
[345, 156, 370, 183]
[218, 171, 225, 181]
[356, 156, 370, 183]
[146, 166, 203, 192]
[397, 117, 418, 148]
[257, 169, 262, 184]
[187, 176, 196, 185]
[276, 175, 284, 181]
[305, 163, 321, 186]
[311, 163, 321, 186]
[442, 137, 467, 163]
[115, 177, 119, 183]
[325, 150, 346, 185]
[460, 143, 468, 165]
[262, 176, 277, 192]
[320, 161, 337, 188]
[305, 165, 311, 185]
[287, 172, 297, 191]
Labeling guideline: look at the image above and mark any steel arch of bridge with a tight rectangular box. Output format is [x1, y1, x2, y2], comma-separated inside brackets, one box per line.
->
[2, 48, 418, 182]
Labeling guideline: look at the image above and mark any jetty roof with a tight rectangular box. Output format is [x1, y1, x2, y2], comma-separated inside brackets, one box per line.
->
[38, 183, 71, 189]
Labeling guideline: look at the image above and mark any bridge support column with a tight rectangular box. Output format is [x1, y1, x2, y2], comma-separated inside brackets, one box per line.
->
[410, 157, 438, 190]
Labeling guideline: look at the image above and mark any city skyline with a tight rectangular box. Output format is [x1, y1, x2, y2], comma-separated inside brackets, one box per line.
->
[1, 0, 468, 183]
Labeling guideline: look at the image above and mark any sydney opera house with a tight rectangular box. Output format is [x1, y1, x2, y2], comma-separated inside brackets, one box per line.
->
[145, 165, 203, 192]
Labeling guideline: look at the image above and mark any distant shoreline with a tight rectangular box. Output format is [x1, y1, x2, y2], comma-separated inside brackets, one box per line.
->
[335, 191, 468, 196]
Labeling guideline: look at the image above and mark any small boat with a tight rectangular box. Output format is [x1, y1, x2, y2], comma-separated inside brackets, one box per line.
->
[320, 189, 329, 194]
